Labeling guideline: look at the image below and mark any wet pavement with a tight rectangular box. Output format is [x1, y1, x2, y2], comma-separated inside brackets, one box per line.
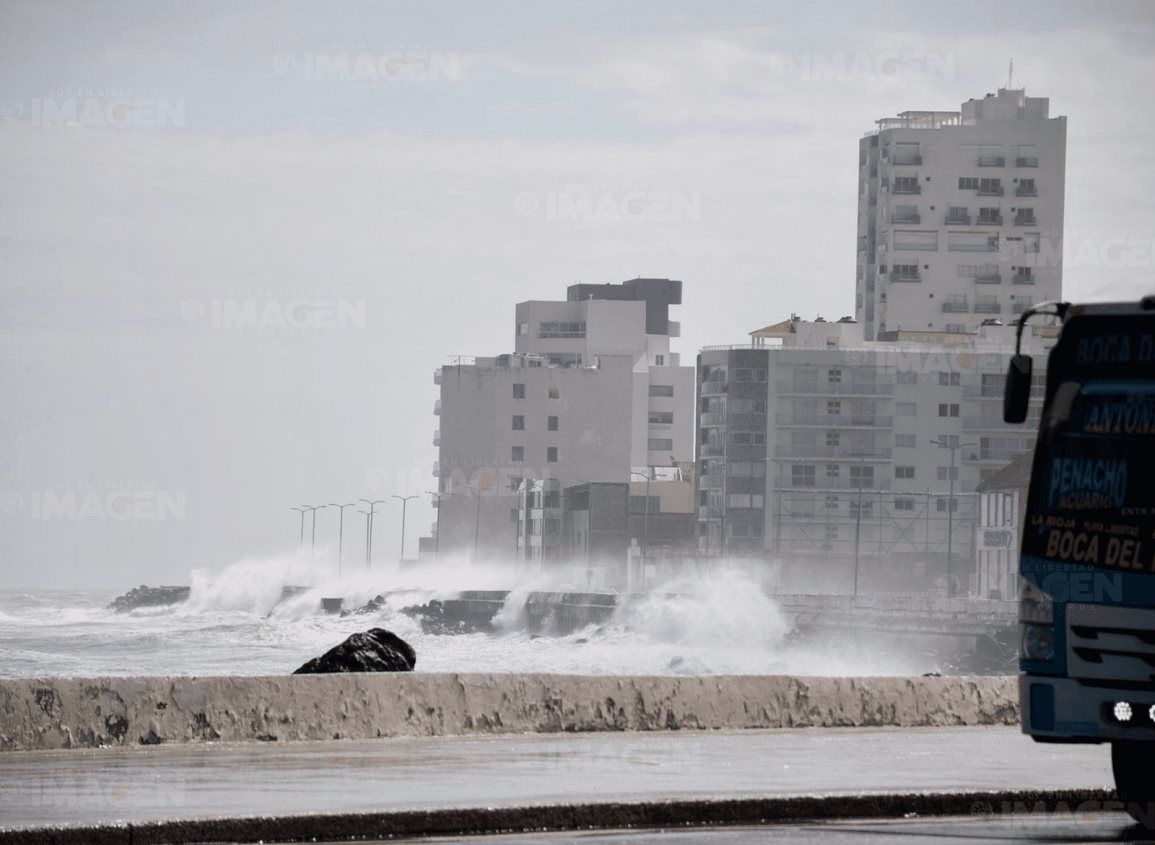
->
[0, 726, 1114, 830]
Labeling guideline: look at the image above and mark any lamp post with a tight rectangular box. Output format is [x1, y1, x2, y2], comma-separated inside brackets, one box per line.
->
[840, 451, 875, 598]
[327, 503, 356, 577]
[296, 505, 321, 562]
[391, 494, 418, 562]
[358, 499, 387, 568]
[357, 508, 372, 569]
[930, 438, 976, 594]
[427, 491, 449, 560]
[629, 470, 653, 586]
[290, 506, 308, 548]
[465, 485, 483, 563]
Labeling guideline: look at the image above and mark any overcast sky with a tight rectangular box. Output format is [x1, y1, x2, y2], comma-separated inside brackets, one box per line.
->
[1, 0, 1153, 589]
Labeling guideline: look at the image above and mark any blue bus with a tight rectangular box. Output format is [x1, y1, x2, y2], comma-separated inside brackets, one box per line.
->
[1004, 297, 1155, 825]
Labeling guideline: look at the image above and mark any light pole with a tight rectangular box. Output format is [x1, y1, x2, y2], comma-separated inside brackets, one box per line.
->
[358, 499, 387, 568]
[930, 438, 976, 594]
[357, 508, 372, 569]
[466, 485, 483, 563]
[296, 505, 321, 562]
[327, 503, 356, 577]
[427, 491, 449, 560]
[391, 494, 418, 562]
[290, 506, 308, 547]
[841, 451, 875, 598]
[629, 470, 653, 585]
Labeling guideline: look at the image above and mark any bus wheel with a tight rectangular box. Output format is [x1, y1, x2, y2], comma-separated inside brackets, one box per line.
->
[1112, 740, 1155, 828]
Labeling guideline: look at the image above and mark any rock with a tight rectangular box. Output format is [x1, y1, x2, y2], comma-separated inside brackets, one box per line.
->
[292, 628, 416, 674]
[107, 585, 191, 613]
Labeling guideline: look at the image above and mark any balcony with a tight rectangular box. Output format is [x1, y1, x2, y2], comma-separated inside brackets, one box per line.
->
[700, 412, 727, 427]
[1015, 184, 1038, 197]
[978, 156, 1006, 167]
[775, 381, 894, 396]
[701, 381, 728, 396]
[977, 186, 1004, 197]
[1016, 157, 1038, 167]
[699, 475, 725, 490]
[891, 271, 921, 282]
[942, 298, 969, 313]
[773, 445, 893, 461]
[945, 213, 972, 226]
[433, 430, 440, 447]
[699, 443, 726, 458]
[667, 320, 681, 338]
[893, 155, 923, 166]
[774, 477, 893, 492]
[892, 183, 921, 195]
[774, 413, 893, 428]
[433, 399, 441, 415]
[432, 461, 441, 477]
[974, 300, 1002, 314]
[974, 272, 1002, 284]
[1013, 273, 1035, 285]
[433, 367, 442, 385]
[977, 214, 1004, 226]
[962, 384, 1004, 399]
[1015, 211, 1037, 226]
[891, 213, 920, 224]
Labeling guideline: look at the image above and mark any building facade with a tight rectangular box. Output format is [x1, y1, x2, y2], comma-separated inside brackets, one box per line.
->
[696, 316, 1047, 594]
[857, 87, 1067, 339]
[433, 279, 694, 563]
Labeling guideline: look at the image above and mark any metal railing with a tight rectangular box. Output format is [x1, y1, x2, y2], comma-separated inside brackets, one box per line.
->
[977, 214, 1004, 226]
[974, 273, 1001, 284]
[945, 213, 971, 226]
[892, 213, 920, 224]
[774, 413, 893, 428]
[773, 445, 893, 461]
[974, 301, 1002, 314]
[978, 156, 1006, 167]
[775, 381, 894, 396]
[1016, 157, 1038, 167]
[1015, 213, 1037, 226]
[892, 183, 921, 195]
[1013, 273, 1035, 285]
[942, 300, 969, 313]
[977, 186, 1004, 196]
[1015, 185, 1038, 197]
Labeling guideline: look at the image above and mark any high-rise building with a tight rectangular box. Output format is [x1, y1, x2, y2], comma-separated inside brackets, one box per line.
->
[432, 279, 694, 563]
[857, 87, 1067, 340]
[695, 316, 1048, 594]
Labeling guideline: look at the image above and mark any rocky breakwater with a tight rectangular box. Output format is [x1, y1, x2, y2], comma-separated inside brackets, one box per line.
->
[107, 584, 191, 613]
[293, 628, 416, 674]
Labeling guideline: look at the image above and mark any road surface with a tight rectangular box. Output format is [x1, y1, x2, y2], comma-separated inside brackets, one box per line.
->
[0, 726, 1114, 831]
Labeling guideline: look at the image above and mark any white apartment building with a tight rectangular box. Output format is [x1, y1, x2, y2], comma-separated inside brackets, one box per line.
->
[696, 316, 1048, 594]
[433, 279, 694, 562]
[857, 87, 1067, 339]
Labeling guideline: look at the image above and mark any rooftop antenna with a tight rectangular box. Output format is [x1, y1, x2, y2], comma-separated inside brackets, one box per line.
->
[1007, 58, 1014, 89]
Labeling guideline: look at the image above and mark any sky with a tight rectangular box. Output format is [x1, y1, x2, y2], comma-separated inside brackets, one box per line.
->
[1, 0, 1153, 589]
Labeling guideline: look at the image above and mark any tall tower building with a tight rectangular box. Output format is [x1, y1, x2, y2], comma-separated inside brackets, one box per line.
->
[432, 279, 694, 563]
[857, 87, 1067, 340]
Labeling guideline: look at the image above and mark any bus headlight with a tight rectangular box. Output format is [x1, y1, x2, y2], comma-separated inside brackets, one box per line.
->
[1022, 622, 1056, 662]
[1113, 701, 1133, 723]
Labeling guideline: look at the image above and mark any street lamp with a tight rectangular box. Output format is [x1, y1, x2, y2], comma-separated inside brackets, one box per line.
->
[358, 499, 387, 568]
[427, 491, 450, 560]
[357, 508, 372, 569]
[296, 504, 321, 562]
[290, 506, 308, 548]
[930, 438, 977, 594]
[465, 485, 484, 563]
[391, 494, 418, 562]
[327, 503, 357, 577]
[629, 470, 653, 574]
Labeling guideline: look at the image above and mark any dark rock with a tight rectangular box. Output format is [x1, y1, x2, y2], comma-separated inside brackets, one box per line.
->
[292, 628, 416, 674]
[107, 585, 190, 613]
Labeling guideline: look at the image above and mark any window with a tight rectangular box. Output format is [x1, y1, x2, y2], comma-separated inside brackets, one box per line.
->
[958, 176, 979, 190]
[825, 494, 839, 509]
[755, 369, 767, 382]
[936, 497, 959, 513]
[546, 446, 558, 463]
[937, 372, 960, 386]
[892, 263, 919, 280]
[649, 411, 674, 424]
[946, 206, 970, 224]
[648, 438, 674, 451]
[894, 498, 915, 511]
[938, 403, 960, 417]
[538, 321, 585, 338]
[825, 525, 839, 540]
[895, 433, 916, 447]
[896, 371, 917, 385]
[937, 466, 959, 481]
[629, 495, 660, 514]
[791, 465, 816, 487]
[511, 446, 524, 462]
[654, 354, 665, 366]
[547, 415, 558, 431]
[893, 176, 919, 193]
[977, 207, 1001, 224]
[849, 465, 874, 488]
[826, 464, 840, 478]
[754, 400, 767, 413]
[937, 434, 959, 447]
[728, 493, 764, 509]
[513, 383, 525, 399]
[826, 431, 841, 447]
[827, 369, 842, 383]
[512, 415, 525, 430]
[729, 432, 765, 445]
[896, 402, 917, 416]
[827, 401, 842, 415]
[509, 476, 522, 492]
[517, 322, 529, 336]
[649, 384, 674, 397]
[978, 177, 1001, 194]
[895, 466, 915, 479]
[548, 385, 559, 399]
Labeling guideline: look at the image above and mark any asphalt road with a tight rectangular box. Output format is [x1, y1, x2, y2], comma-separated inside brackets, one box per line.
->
[0, 726, 1115, 830]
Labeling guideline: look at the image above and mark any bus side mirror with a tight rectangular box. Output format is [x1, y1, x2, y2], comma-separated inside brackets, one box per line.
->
[1004, 354, 1033, 423]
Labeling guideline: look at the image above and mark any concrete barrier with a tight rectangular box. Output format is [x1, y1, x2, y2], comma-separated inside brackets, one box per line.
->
[0, 674, 1018, 752]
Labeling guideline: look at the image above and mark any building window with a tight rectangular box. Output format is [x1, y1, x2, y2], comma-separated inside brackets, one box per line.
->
[654, 354, 665, 366]
[648, 437, 674, 451]
[791, 465, 816, 487]
[896, 402, 917, 416]
[509, 476, 522, 492]
[649, 411, 674, 424]
[548, 385, 560, 399]
[547, 415, 558, 431]
[826, 432, 840, 447]
[896, 371, 917, 385]
[827, 400, 842, 415]
[649, 384, 675, 397]
[538, 321, 585, 338]
[513, 383, 525, 399]
[936, 497, 959, 513]
[546, 446, 558, 463]
[825, 494, 839, 509]
[827, 369, 842, 383]
[958, 176, 979, 190]
[826, 464, 840, 478]
[754, 400, 767, 413]
[895, 466, 915, 479]
[895, 433, 916, 447]
[894, 498, 915, 511]
[629, 495, 660, 514]
[511, 446, 524, 462]
[938, 403, 960, 417]
[849, 465, 874, 488]
[512, 415, 525, 430]
[937, 372, 960, 386]
[517, 322, 529, 336]
[755, 369, 767, 382]
[937, 466, 959, 481]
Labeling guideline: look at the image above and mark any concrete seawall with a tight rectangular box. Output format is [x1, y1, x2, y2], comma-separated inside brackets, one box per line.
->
[0, 674, 1018, 752]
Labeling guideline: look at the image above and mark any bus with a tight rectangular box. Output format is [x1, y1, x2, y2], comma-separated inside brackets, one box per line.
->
[1004, 297, 1155, 826]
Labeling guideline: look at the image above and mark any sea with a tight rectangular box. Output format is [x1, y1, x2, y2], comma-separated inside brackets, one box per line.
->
[0, 555, 937, 679]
